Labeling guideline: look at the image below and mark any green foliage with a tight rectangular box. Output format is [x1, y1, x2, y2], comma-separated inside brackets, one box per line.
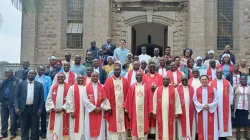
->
[11, 0, 45, 13]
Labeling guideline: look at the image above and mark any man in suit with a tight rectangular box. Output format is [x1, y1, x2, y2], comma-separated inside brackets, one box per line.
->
[15, 60, 30, 80]
[0, 69, 21, 139]
[102, 37, 116, 56]
[14, 70, 44, 140]
[93, 59, 106, 84]
[35, 66, 52, 138]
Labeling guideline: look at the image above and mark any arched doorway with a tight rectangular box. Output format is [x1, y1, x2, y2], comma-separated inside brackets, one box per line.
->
[131, 23, 168, 56]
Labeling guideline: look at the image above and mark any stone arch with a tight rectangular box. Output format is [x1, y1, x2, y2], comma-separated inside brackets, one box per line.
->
[123, 14, 175, 54]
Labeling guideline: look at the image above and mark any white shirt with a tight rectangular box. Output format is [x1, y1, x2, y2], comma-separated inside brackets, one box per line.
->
[158, 67, 167, 76]
[139, 54, 151, 63]
[233, 73, 240, 85]
[94, 67, 99, 73]
[237, 85, 249, 110]
[26, 80, 34, 105]
[125, 70, 137, 85]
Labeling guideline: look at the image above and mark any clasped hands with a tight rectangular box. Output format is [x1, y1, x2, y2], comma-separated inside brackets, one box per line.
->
[203, 104, 210, 110]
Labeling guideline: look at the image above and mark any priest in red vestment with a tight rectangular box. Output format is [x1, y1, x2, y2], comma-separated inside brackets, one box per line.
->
[104, 66, 129, 140]
[46, 73, 71, 140]
[209, 69, 233, 139]
[65, 75, 86, 140]
[142, 62, 163, 135]
[177, 75, 196, 140]
[153, 75, 182, 140]
[125, 61, 143, 85]
[52, 62, 77, 85]
[166, 62, 184, 88]
[84, 67, 93, 85]
[193, 75, 219, 140]
[124, 71, 151, 140]
[83, 72, 111, 140]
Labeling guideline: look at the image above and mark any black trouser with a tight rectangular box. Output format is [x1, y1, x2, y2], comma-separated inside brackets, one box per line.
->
[219, 137, 227, 140]
[40, 102, 47, 135]
[0, 100, 17, 137]
[20, 105, 39, 140]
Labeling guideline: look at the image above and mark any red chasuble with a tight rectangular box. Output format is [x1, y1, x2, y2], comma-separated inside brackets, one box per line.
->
[196, 86, 215, 140]
[123, 83, 151, 138]
[86, 82, 106, 137]
[156, 86, 176, 140]
[73, 84, 80, 133]
[206, 67, 213, 81]
[104, 76, 130, 132]
[142, 72, 163, 128]
[67, 71, 76, 85]
[50, 83, 70, 137]
[177, 85, 195, 137]
[166, 70, 182, 85]
[210, 79, 230, 132]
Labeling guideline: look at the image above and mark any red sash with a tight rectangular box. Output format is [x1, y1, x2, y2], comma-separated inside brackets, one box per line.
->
[177, 85, 195, 137]
[86, 82, 104, 137]
[210, 79, 230, 132]
[50, 83, 70, 137]
[207, 67, 212, 81]
[188, 78, 193, 86]
[73, 84, 80, 133]
[197, 86, 214, 140]
[127, 70, 133, 85]
[68, 71, 75, 85]
[167, 70, 182, 85]
[156, 86, 175, 140]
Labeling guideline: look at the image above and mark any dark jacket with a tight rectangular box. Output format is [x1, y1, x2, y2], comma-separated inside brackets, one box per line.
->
[101, 43, 116, 56]
[98, 68, 106, 85]
[86, 47, 99, 60]
[0, 76, 21, 106]
[14, 80, 44, 113]
[226, 71, 243, 86]
[15, 69, 29, 80]
[219, 52, 236, 64]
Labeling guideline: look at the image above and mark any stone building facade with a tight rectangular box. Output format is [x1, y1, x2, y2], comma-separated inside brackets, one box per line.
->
[21, 0, 250, 64]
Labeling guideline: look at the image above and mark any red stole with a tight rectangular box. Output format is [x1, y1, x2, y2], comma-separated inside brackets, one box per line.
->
[207, 67, 213, 81]
[166, 70, 182, 85]
[84, 76, 91, 85]
[196, 86, 215, 140]
[177, 85, 195, 137]
[73, 84, 80, 133]
[210, 79, 230, 132]
[156, 86, 175, 140]
[188, 78, 193, 86]
[86, 82, 104, 137]
[68, 71, 75, 85]
[50, 83, 70, 137]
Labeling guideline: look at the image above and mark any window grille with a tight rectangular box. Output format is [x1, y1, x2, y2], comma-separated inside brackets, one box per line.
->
[217, 0, 234, 50]
[67, 0, 84, 49]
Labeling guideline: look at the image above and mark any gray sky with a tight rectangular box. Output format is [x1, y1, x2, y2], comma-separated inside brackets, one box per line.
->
[0, 0, 21, 63]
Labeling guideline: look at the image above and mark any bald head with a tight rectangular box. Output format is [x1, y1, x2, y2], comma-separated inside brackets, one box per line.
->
[216, 69, 223, 79]
[91, 71, 99, 83]
[133, 61, 140, 71]
[77, 75, 85, 85]
[163, 75, 170, 87]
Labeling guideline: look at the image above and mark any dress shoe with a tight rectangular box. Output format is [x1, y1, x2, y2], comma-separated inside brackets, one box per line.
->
[0, 136, 7, 139]
[10, 135, 16, 140]
[41, 134, 46, 139]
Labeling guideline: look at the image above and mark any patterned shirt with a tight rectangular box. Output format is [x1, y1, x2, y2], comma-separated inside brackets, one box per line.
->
[113, 48, 129, 65]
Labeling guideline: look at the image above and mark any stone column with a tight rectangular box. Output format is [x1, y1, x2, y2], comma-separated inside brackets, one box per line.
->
[20, 11, 38, 64]
[188, 0, 205, 57]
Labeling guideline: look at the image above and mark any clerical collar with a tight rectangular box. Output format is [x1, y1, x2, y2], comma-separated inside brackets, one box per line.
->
[137, 82, 143, 85]
[113, 75, 121, 80]
[92, 82, 98, 85]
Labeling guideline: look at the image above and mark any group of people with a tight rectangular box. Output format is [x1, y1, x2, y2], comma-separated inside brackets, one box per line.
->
[0, 38, 250, 140]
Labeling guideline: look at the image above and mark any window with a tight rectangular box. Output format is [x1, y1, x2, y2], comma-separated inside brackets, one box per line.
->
[217, 0, 234, 50]
[67, 0, 84, 49]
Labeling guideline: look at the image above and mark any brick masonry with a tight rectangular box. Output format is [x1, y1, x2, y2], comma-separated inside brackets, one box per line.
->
[21, 0, 250, 64]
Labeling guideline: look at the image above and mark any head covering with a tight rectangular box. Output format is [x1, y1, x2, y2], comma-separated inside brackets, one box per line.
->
[107, 56, 114, 61]
[48, 56, 56, 60]
[127, 53, 133, 57]
[222, 54, 230, 59]
[194, 56, 203, 63]
[208, 50, 215, 54]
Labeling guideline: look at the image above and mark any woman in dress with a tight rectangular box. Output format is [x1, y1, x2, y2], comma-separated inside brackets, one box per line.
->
[103, 56, 114, 78]
[233, 75, 250, 140]
[187, 58, 195, 79]
[181, 48, 193, 67]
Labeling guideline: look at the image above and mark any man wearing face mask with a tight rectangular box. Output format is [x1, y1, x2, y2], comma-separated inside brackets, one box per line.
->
[153, 75, 182, 140]
[209, 69, 233, 140]
[65, 75, 86, 140]
[0, 69, 21, 139]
